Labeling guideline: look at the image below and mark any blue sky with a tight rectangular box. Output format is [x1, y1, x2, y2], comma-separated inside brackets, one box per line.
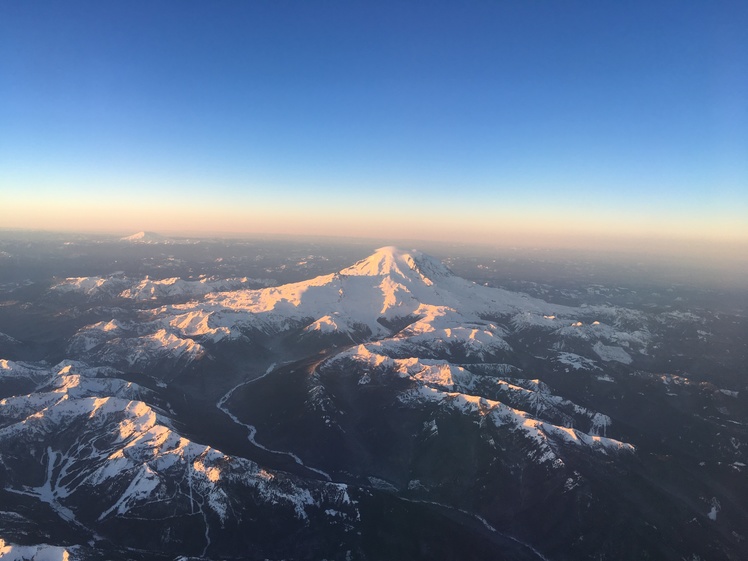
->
[1, 1, 746, 250]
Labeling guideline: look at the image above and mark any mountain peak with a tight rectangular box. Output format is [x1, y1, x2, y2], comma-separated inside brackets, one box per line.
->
[341, 246, 452, 284]
[121, 231, 166, 243]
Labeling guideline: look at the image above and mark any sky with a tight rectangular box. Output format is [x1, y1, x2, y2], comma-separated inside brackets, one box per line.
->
[1, 1, 746, 255]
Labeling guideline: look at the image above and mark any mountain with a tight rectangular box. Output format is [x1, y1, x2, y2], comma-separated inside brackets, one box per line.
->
[119, 231, 169, 244]
[70, 246, 648, 369]
[0, 539, 73, 561]
[1, 246, 746, 560]
[51, 274, 274, 302]
[0, 360, 359, 559]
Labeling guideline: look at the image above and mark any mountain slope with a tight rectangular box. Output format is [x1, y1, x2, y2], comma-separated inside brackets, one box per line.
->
[71, 247, 649, 372]
[120, 231, 167, 244]
[3, 246, 745, 560]
[0, 361, 357, 559]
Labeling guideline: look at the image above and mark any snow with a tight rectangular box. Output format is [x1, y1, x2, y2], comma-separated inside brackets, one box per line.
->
[0, 245, 680, 555]
[55, 247, 641, 468]
[122, 276, 270, 301]
[305, 315, 342, 333]
[52, 273, 270, 301]
[0, 359, 356, 532]
[156, 247, 573, 344]
[0, 359, 50, 381]
[707, 497, 720, 521]
[70, 246, 607, 367]
[590, 413, 611, 437]
[98, 464, 160, 520]
[334, 347, 476, 391]
[64, 247, 653, 380]
[555, 352, 599, 371]
[341, 246, 449, 284]
[0, 540, 72, 561]
[51, 275, 129, 296]
[120, 231, 167, 243]
[69, 321, 205, 367]
[0, 331, 21, 344]
[592, 342, 633, 364]
[399, 382, 634, 465]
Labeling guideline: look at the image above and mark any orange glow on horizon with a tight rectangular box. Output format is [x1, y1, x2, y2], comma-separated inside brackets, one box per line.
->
[3, 193, 747, 263]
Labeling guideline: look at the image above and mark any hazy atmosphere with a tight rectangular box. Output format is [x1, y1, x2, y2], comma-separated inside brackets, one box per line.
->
[2, 1, 746, 256]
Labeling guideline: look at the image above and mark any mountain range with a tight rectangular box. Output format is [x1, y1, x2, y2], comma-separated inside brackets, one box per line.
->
[1, 245, 745, 560]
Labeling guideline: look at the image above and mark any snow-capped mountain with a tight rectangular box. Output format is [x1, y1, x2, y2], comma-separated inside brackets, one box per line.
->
[0, 361, 356, 559]
[51, 274, 274, 302]
[72, 247, 649, 371]
[0, 539, 73, 561]
[1, 244, 745, 561]
[119, 231, 168, 244]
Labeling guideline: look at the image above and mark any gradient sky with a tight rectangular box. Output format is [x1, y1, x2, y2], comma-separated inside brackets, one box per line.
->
[1, 1, 746, 251]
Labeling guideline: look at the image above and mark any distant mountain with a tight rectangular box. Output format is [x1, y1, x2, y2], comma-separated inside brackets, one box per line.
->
[120, 231, 168, 243]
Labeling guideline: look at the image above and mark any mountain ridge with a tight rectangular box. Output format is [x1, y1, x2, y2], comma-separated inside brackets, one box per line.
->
[120, 231, 167, 243]
[2, 243, 744, 560]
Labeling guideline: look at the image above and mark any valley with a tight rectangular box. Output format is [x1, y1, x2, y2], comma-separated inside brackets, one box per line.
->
[0, 232, 746, 560]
